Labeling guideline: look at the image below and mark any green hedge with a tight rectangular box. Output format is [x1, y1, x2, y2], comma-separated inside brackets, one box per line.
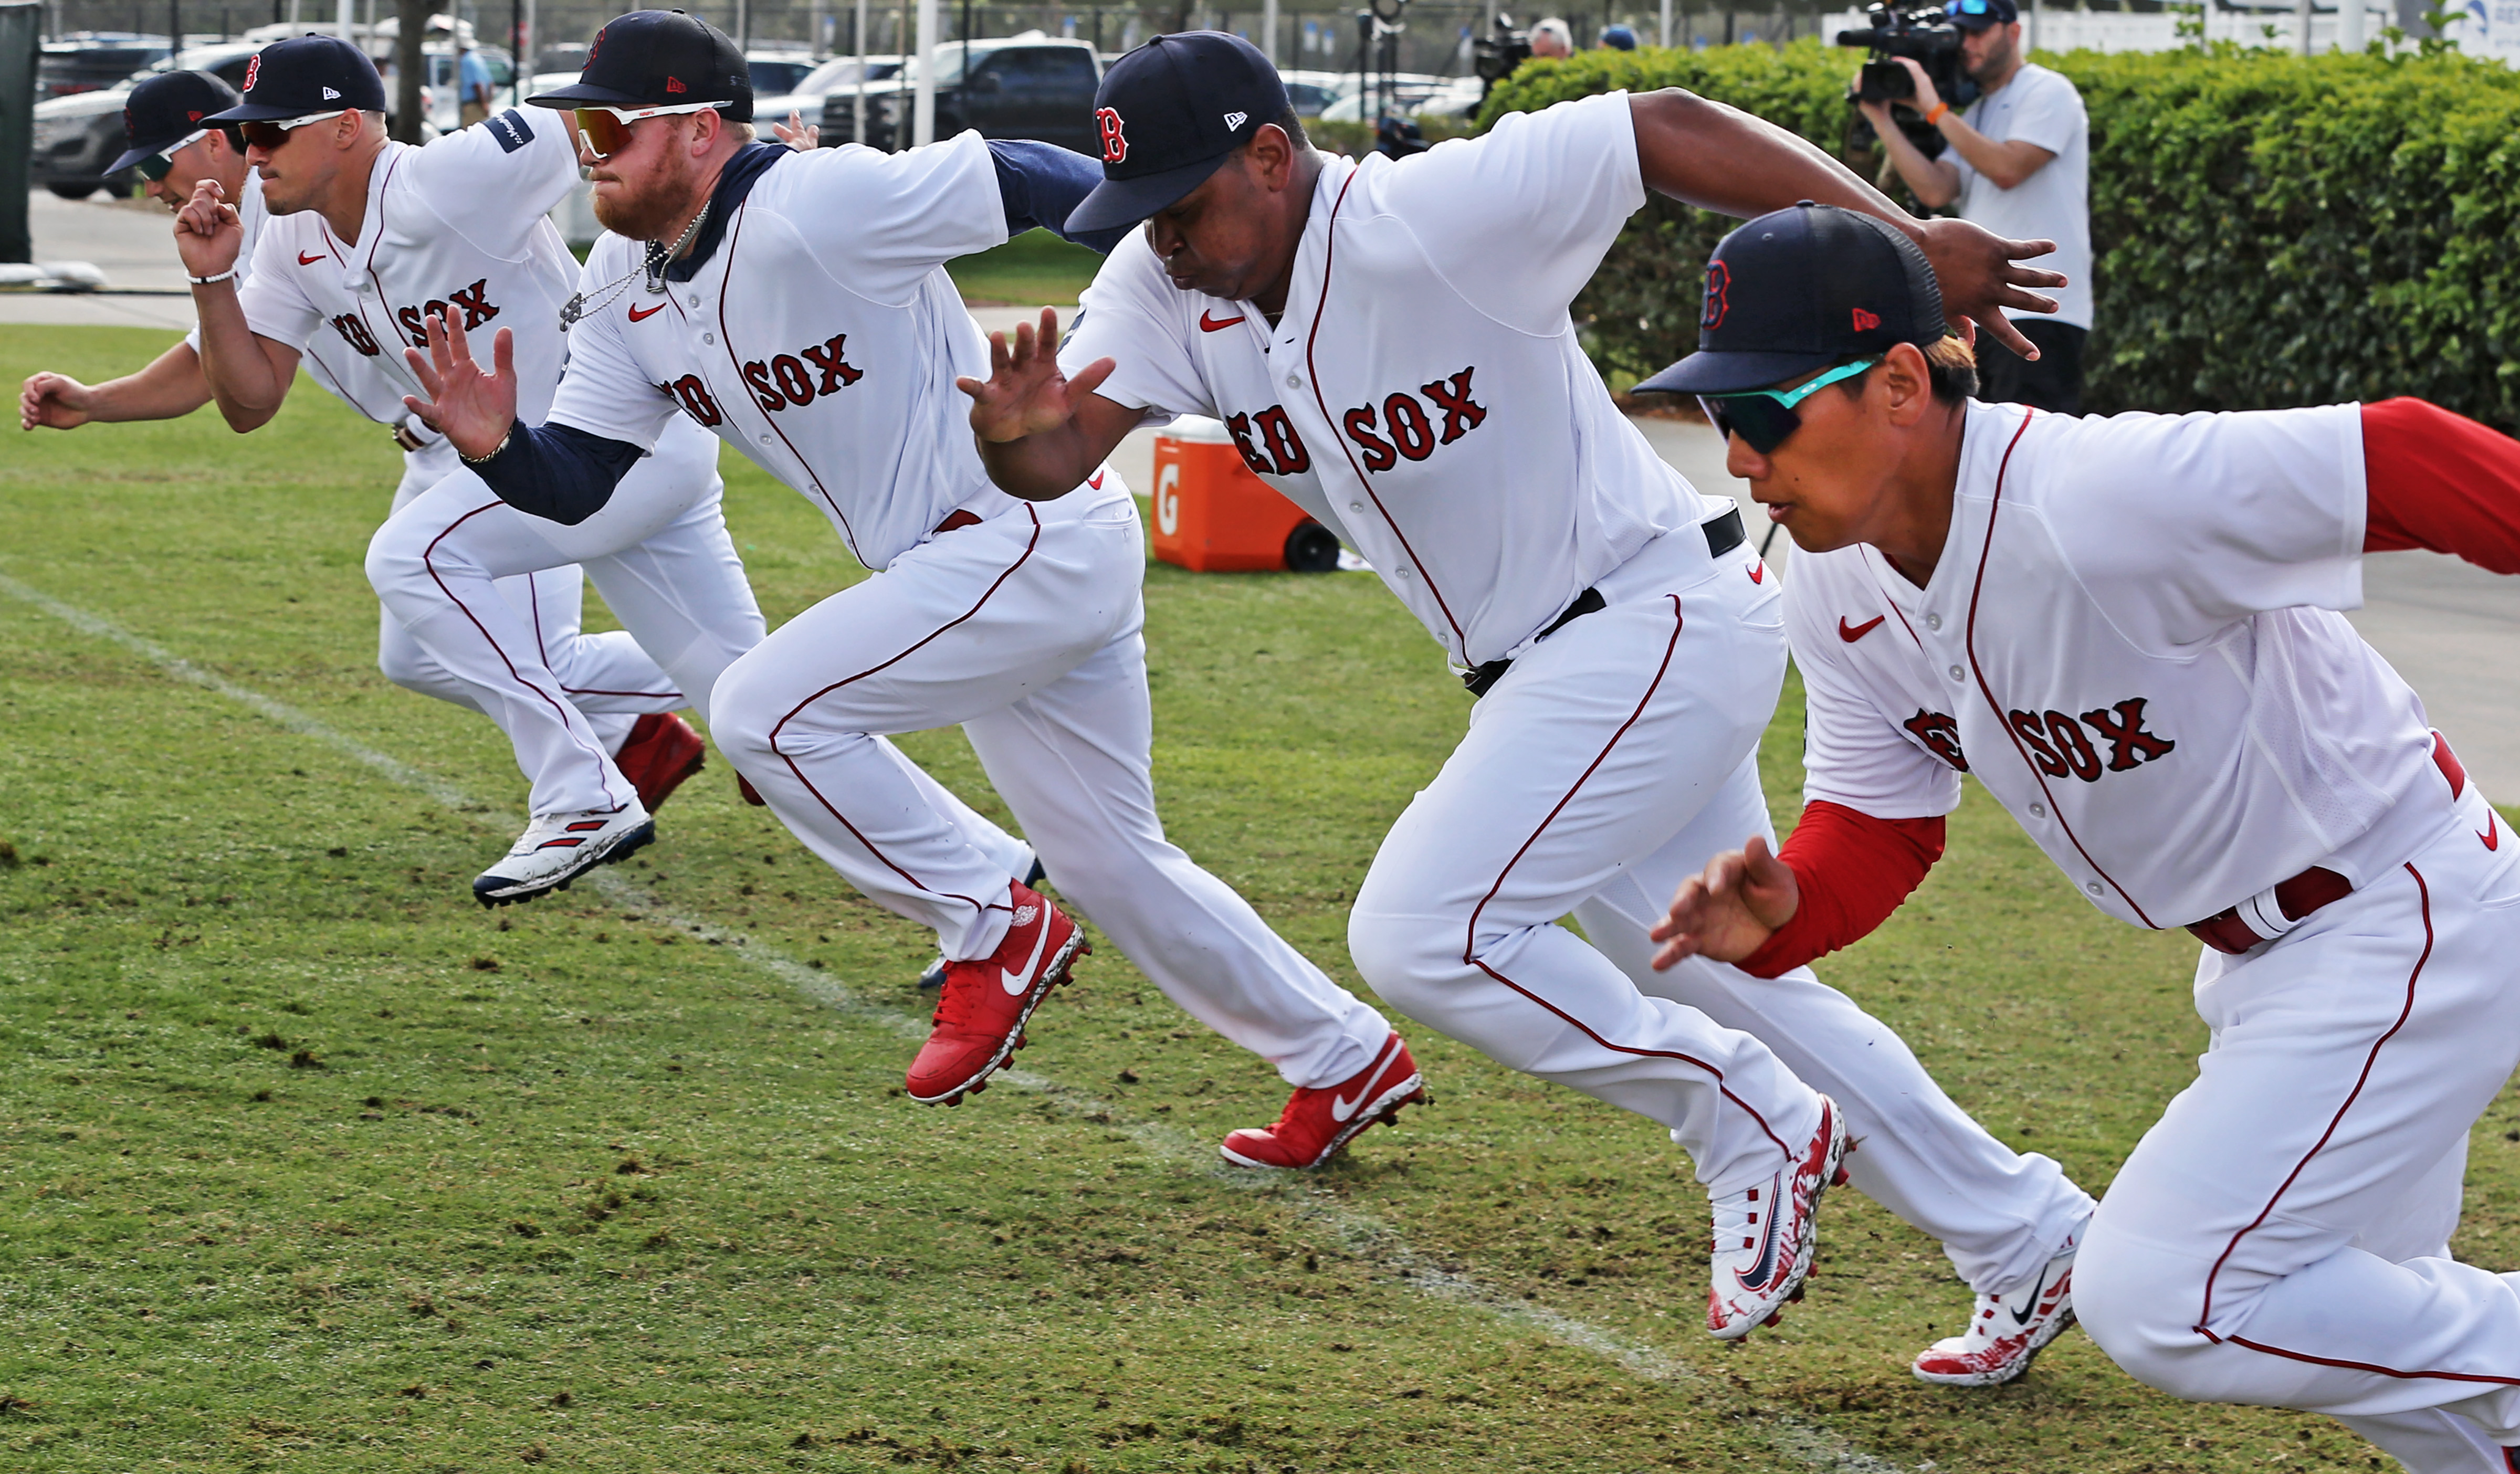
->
[1477, 43, 2520, 426]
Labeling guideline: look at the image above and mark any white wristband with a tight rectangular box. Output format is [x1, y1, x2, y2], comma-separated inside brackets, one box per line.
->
[187, 269, 237, 287]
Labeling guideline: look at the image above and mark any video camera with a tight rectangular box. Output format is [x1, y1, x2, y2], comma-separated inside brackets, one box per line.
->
[1834, 3, 1979, 158]
[1472, 12, 1532, 98]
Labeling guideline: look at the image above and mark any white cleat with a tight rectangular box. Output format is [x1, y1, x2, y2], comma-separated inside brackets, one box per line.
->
[1707, 1095, 1847, 1341]
[472, 805, 655, 908]
[1913, 1240, 2078, 1387]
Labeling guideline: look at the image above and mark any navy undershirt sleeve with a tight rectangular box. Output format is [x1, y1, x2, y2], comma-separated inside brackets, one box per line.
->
[988, 139, 1129, 254]
[468, 420, 646, 526]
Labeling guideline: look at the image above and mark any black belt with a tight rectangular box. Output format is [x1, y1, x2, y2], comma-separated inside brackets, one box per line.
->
[1462, 507, 1747, 698]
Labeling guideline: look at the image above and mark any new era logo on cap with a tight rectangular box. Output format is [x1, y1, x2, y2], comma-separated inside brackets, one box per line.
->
[1223, 110, 1247, 130]
[321, 86, 340, 100]
[1852, 307, 1881, 331]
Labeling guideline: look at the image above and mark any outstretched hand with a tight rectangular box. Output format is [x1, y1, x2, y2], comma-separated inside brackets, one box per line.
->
[401, 309, 519, 461]
[172, 176, 244, 281]
[1914, 216, 2064, 362]
[20, 372, 96, 431]
[1647, 835, 1802, 971]
[772, 108, 819, 150]
[956, 307, 1115, 444]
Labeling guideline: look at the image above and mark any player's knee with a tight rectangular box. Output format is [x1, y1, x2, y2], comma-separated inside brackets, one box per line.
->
[704, 657, 779, 765]
[363, 518, 426, 596]
[1347, 907, 1458, 1021]
[2070, 1223, 2215, 1397]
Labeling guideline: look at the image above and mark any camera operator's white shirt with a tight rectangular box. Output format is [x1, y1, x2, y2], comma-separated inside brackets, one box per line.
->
[1784, 399, 2444, 930]
[1065, 90, 1724, 669]
[1950, 61, 2090, 330]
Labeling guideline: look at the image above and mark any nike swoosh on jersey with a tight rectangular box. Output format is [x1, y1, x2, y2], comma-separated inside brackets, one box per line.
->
[1199, 310, 1246, 332]
[1000, 908, 1053, 994]
[626, 302, 667, 322]
[1839, 615, 1887, 643]
[2483, 812, 2502, 851]
[1330, 1037, 1403, 1121]
[297, 251, 326, 265]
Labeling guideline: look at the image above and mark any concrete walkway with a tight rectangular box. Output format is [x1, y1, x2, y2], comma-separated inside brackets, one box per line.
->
[17, 190, 2517, 795]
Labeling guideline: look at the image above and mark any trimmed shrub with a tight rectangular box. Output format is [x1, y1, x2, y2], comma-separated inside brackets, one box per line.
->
[1477, 42, 2520, 426]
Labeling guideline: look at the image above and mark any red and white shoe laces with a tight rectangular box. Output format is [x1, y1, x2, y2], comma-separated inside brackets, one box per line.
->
[1220, 1034, 1427, 1169]
[1706, 1095, 1847, 1341]
[1913, 1241, 2078, 1387]
[904, 882, 1085, 1105]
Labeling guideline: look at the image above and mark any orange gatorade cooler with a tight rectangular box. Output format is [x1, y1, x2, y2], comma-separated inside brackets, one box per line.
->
[1149, 416, 1342, 573]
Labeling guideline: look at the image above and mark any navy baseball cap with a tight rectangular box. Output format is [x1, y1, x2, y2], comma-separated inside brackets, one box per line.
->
[203, 35, 386, 122]
[1635, 204, 1946, 396]
[108, 70, 243, 175]
[528, 10, 753, 121]
[1599, 24, 1639, 48]
[1066, 32, 1292, 235]
[1945, 0, 2019, 29]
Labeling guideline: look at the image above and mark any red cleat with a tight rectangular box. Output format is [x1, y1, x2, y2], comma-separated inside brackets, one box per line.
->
[612, 712, 706, 812]
[1220, 1034, 1426, 1168]
[905, 882, 1085, 1104]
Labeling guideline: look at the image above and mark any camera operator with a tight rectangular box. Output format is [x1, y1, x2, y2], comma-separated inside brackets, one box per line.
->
[1858, 0, 2089, 412]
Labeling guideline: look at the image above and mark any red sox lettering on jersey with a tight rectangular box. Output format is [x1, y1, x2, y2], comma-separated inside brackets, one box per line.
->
[1786, 401, 2437, 930]
[739, 333, 865, 413]
[1340, 367, 1488, 472]
[392, 279, 501, 347]
[1223, 405, 1309, 477]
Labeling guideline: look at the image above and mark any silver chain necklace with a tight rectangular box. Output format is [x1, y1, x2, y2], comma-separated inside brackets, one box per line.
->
[558, 200, 711, 332]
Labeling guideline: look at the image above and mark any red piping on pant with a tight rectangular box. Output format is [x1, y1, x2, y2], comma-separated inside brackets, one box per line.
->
[424, 500, 624, 810]
[1459, 594, 1794, 1164]
[761, 506, 1041, 919]
[527, 572, 683, 702]
[2192, 864, 2496, 1389]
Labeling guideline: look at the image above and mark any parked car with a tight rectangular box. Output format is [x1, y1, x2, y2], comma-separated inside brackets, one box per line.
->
[32, 40, 258, 198]
[820, 34, 1100, 155]
[38, 32, 173, 99]
[753, 52, 902, 129]
[1279, 67, 1347, 117]
[745, 49, 821, 99]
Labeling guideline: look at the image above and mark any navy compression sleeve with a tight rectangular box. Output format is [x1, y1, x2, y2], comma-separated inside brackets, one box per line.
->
[988, 139, 1129, 254]
[467, 420, 646, 527]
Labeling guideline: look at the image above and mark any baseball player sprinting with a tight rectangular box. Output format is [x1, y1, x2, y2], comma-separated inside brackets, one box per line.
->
[17, 66, 713, 830]
[395, 9, 1414, 1167]
[1650, 203, 2520, 1461]
[964, 32, 2096, 1355]
[172, 34, 792, 907]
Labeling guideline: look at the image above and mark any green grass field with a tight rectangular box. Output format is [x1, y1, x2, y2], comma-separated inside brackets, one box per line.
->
[946, 233, 1104, 307]
[3, 322, 2516, 1473]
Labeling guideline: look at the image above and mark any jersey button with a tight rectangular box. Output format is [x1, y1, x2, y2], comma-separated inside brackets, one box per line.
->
[2028, 802, 2046, 819]
[701, 333, 716, 345]
[1349, 502, 1363, 513]
[1947, 665, 1964, 681]
[759, 434, 772, 445]
[1395, 566, 1413, 580]
[1286, 374, 1301, 389]
[688, 294, 700, 307]
[2086, 882, 2104, 896]
[1925, 613, 1942, 631]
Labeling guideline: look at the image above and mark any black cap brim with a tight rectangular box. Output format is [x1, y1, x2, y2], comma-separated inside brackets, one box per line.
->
[526, 80, 664, 108]
[1066, 152, 1232, 236]
[107, 133, 200, 175]
[1634, 348, 1843, 396]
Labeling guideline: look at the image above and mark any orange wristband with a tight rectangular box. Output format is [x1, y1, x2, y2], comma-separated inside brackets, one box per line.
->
[1924, 100, 1950, 124]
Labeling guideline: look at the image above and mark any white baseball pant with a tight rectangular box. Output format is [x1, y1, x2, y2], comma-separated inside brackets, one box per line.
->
[366, 420, 763, 817]
[2071, 790, 2520, 1470]
[1577, 751, 2095, 1297]
[708, 478, 1393, 1091]
[374, 439, 660, 754]
[1348, 528, 1829, 1197]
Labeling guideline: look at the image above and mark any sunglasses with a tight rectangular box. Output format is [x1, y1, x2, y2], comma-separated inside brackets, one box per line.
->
[1946, 0, 1997, 13]
[1697, 357, 1882, 455]
[134, 128, 209, 181]
[236, 109, 347, 152]
[573, 102, 724, 159]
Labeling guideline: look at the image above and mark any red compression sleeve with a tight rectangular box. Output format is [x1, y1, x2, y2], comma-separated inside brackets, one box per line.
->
[2360, 398, 2520, 573]
[1735, 801, 1945, 979]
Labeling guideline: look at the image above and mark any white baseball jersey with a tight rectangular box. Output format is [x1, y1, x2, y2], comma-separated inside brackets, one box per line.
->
[236, 108, 583, 423]
[188, 171, 411, 428]
[1064, 91, 1723, 669]
[542, 134, 1054, 569]
[1787, 399, 2435, 929]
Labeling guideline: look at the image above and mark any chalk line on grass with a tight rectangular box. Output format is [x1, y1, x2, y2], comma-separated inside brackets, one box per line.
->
[1, 571, 1917, 1474]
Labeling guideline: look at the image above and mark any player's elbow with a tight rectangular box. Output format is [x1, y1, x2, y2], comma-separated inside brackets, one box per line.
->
[216, 397, 276, 434]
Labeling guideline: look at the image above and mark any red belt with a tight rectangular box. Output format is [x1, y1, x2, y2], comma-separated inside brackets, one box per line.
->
[2183, 732, 2468, 955]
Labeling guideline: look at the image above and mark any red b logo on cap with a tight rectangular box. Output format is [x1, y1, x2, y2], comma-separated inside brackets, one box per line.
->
[1096, 107, 1128, 164]
[1700, 260, 1730, 330]
[243, 54, 261, 92]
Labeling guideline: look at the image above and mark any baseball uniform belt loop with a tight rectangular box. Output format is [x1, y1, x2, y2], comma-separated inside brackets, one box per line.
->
[392, 423, 428, 453]
[1461, 587, 1607, 697]
[2186, 866, 2354, 956]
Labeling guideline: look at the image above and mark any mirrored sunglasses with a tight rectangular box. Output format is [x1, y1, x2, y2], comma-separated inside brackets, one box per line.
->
[134, 128, 209, 181]
[1697, 357, 1882, 455]
[236, 110, 348, 152]
[573, 102, 723, 159]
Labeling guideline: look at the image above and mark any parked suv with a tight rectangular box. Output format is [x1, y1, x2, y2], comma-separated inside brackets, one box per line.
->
[38, 33, 174, 98]
[32, 40, 259, 198]
[820, 34, 1099, 155]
